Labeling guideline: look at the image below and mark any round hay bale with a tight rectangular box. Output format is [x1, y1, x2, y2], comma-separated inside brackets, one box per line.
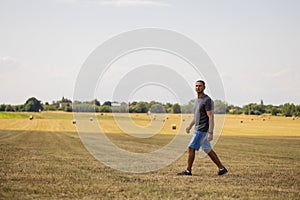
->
[240, 120, 243, 123]
[72, 119, 76, 124]
[89, 117, 93, 121]
[29, 115, 33, 120]
[182, 119, 185, 122]
[171, 124, 176, 130]
[262, 118, 265, 121]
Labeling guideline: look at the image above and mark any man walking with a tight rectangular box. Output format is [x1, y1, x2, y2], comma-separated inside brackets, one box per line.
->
[177, 80, 228, 176]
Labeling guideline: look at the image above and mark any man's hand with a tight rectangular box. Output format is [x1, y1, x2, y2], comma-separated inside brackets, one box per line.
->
[186, 126, 192, 134]
[207, 133, 213, 141]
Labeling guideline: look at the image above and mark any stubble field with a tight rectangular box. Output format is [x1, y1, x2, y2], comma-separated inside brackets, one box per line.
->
[0, 112, 299, 199]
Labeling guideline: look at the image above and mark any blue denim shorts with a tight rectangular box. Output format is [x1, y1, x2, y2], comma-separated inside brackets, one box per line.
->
[188, 130, 212, 151]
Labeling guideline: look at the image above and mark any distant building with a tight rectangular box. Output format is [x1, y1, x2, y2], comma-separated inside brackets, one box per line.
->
[111, 102, 120, 107]
[120, 102, 127, 107]
[59, 97, 72, 108]
[111, 102, 127, 107]
[59, 102, 72, 108]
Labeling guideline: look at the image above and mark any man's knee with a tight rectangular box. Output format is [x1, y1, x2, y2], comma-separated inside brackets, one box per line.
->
[188, 147, 195, 153]
[204, 149, 212, 154]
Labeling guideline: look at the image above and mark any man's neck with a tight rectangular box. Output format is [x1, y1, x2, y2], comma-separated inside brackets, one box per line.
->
[198, 92, 205, 98]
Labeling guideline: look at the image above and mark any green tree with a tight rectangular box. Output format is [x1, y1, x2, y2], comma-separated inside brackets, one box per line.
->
[24, 97, 42, 112]
[61, 96, 72, 103]
[99, 105, 112, 113]
[51, 100, 60, 110]
[172, 103, 181, 113]
[243, 103, 259, 115]
[282, 103, 295, 117]
[65, 105, 72, 112]
[73, 104, 95, 112]
[150, 104, 165, 113]
[93, 99, 101, 106]
[135, 102, 148, 113]
[214, 100, 227, 114]
[181, 99, 194, 113]
[165, 102, 173, 113]
[295, 105, 300, 117]
[103, 101, 112, 107]
[0, 104, 6, 111]
[14, 105, 24, 112]
[5, 104, 14, 112]
[128, 101, 137, 113]
[271, 107, 277, 116]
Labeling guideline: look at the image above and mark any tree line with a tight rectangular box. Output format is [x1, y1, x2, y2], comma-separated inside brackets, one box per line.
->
[215, 99, 300, 117]
[1, 97, 299, 117]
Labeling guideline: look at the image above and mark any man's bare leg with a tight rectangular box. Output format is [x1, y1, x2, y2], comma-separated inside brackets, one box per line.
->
[206, 149, 228, 175]
[207, 149, 224, 169]
[187, 147, 195, 171]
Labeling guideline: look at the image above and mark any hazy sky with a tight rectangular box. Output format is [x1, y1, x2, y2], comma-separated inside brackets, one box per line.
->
[0, 0, 299, 106]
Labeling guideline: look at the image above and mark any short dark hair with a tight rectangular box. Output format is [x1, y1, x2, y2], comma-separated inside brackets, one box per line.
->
[196, 80, 205, 85]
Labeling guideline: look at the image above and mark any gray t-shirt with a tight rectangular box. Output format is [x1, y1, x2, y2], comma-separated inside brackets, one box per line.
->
[194, 95, 214, 132]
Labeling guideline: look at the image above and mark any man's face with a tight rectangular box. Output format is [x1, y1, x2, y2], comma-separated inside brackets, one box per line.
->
[195, 82, 205, 93]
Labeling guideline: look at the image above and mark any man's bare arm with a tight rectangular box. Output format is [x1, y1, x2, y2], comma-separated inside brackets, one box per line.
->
[206, 110, 214, 140]
[186, 116, 195, 134]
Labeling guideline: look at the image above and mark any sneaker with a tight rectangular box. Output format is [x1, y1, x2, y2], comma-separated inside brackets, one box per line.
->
[218, 167, 228, 176]
[177, 170, 192, 176]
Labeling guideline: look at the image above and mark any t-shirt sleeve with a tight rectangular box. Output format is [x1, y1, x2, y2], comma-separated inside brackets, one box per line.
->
[205, 98, 214, 111]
